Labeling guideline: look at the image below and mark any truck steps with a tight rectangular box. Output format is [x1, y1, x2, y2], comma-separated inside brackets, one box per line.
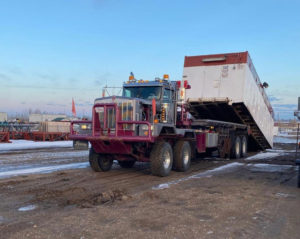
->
[232, 103, 270, 150]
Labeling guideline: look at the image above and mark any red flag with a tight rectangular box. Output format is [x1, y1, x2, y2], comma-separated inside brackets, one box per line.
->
[72, 98, 76, 117]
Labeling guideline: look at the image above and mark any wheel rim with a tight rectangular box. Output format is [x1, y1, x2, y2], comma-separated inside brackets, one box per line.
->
[102, 158, 110, 167]
[163, 150, 171, 170]
[242, 139, 246, 154]
[183, 147, 189, 165]
[236, 140, 240, 156]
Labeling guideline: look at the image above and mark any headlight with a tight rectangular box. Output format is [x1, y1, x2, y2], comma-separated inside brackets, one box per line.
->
[141, 124, 149, 131]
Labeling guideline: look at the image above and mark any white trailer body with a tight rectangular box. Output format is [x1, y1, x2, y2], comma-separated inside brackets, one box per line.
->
[183, 52, 274, 149]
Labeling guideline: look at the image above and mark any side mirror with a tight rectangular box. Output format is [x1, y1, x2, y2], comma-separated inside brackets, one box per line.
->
[262, 82, 269, 88]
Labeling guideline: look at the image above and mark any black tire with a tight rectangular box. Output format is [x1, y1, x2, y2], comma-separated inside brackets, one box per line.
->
[230, 136, 241, 159]
[150, 141, 173, 177]
[118, 160, 136, 168]
[173, 141, 191, 172]
[89, 148, 113, 172]
[241, 136, 248, 158]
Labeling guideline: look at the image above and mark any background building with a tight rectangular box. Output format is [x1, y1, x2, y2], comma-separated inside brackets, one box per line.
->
[29, 114, 67, 123]
[0, 112, 8, 122]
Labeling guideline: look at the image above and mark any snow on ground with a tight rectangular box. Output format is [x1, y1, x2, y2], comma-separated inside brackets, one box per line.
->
[18, 205, 37, 212]
[0, 140, 73, 153]
[266, 149, 296, 153]
[274, 136, 298, 144]
[277, 132, 297, 137]
[0, 162, 89, 179]
[0, 150, 88, 165]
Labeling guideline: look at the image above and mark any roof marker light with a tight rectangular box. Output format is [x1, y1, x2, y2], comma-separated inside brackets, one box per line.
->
[202, 57, 226, 62]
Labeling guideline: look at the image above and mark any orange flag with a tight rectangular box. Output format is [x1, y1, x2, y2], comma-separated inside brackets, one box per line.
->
[72, 98, 76, 117]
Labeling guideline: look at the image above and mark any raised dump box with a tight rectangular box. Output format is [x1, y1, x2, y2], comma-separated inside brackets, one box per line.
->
[183, 51, 274, 149]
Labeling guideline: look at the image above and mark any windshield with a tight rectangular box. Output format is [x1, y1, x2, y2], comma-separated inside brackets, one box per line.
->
[123, 87, 161, 100]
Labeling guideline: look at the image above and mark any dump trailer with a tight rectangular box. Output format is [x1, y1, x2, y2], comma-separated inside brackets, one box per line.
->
[70, 53, 273, 177]
[183, 52, 274, 150]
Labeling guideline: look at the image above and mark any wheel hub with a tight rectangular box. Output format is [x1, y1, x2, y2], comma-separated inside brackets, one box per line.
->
[183, 148, 189, 165]
[242, 141, 246, 154]
[236, 141, 240, 155]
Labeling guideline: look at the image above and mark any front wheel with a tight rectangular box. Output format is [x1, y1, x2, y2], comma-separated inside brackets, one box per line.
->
[173, 141, 191, 172]
[150, 141, 173, 177]
[89, 148, 113, 172]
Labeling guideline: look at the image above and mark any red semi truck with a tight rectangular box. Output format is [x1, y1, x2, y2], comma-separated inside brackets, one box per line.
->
[70, 52, 273, 177]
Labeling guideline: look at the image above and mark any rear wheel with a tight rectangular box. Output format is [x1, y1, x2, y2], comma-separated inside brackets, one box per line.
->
[231, 136, 241, 159]
[89, 148, 113, 172]
[150, 141, 173, 177]
[173, 141, 191, 172]
[118, 160, 135, 168]
[241, 136, 248, 158]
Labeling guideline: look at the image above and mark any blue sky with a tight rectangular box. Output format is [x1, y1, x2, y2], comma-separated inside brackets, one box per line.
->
[0, 0, 299, 119]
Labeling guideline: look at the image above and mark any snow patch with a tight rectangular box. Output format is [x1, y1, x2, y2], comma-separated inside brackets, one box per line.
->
[0, 140, 73, 153]
[156, 183, 170, 189]
[266, 149, 296, 153]
[275, 192, 293, 198]
[0, 150, 88, 165]
[0, 162, 89, 179]
[18, 204, 37, 212]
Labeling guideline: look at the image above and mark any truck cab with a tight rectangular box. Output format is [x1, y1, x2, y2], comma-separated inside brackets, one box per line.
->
[122, 74, 177, 125]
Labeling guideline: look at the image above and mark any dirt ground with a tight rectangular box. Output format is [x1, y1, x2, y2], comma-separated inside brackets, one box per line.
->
[0, 142, 300, 239]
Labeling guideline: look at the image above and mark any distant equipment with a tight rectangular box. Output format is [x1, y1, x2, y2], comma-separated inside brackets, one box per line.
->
[294, 97, 300, 120]
[29, 114, 67, 123]
[294, 97, 300, 188]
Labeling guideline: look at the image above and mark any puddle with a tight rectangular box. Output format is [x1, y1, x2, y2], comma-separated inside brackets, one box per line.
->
[18, 204, 37, 212]
[245, 152, 282, 161]
[153, 162, 297, 191]
[246, 163, 295, 173]
[153, 163, 244, 190]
